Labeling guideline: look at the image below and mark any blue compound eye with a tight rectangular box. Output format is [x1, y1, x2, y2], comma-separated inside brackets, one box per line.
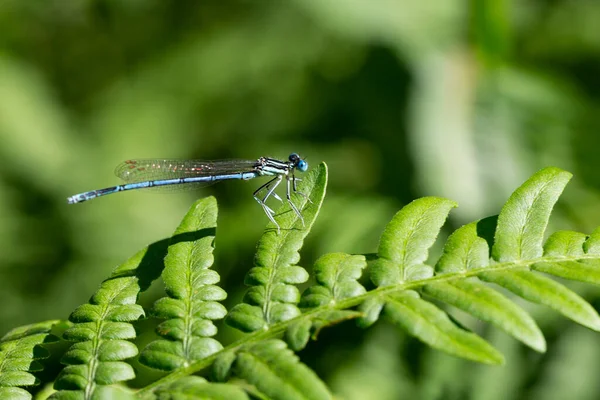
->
[289, 153, 300, 162]
[297, 159, 308, 172]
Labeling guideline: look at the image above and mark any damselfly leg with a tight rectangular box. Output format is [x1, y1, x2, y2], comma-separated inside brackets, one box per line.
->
[286, 177, 305, 226]
[291, 172, 312, 204]
[253, 176, 284, 232]
[262, 177, 283, 204]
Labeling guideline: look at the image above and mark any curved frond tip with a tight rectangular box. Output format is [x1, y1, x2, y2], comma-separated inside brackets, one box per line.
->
[227, 163, 328, 332]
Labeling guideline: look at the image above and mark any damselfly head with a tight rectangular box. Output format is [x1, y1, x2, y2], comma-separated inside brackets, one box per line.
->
[289, 153, 308, 172]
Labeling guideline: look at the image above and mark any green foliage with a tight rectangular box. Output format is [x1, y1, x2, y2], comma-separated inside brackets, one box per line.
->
[230, 340, 331, 400]
[139, 197, 225, 371]
[49, 243, 165, 399]
[0, 321, 61, 400]
[4, 165, 600, 398]
[492, 167, 572, 262]
[300, 253, 367, 307]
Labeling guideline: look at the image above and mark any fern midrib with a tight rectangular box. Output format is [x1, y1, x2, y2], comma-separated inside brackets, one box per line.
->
[329, 258, 344, 302]
[463, 235, 479, 271]
[81, 279, 138, 399]
[138, 252, 599, 395]
[84, 305, 111, 400]
[400, 202, 438, 281]
[181, 209, 212, 363]
[182, 254, 194, 363]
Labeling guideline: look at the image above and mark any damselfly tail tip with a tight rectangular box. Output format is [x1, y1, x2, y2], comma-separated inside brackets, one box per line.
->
[67, 195, 82, 204]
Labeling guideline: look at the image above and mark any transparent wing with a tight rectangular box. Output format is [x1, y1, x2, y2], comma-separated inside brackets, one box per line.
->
[114, 159, 258, 183]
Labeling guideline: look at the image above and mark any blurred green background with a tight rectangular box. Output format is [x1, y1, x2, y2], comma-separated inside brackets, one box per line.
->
[2, 1, 600, 399]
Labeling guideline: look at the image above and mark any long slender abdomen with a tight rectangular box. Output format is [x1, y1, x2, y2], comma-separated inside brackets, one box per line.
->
[66, 172, 261, 204]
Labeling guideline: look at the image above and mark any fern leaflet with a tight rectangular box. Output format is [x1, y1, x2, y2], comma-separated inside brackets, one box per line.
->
[139, 196, 226, 371]
[0, 320, 61, 400]
[50, 242, 166, 399]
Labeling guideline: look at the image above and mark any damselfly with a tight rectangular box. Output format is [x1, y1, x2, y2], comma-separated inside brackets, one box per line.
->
[67, 153, 309, 232]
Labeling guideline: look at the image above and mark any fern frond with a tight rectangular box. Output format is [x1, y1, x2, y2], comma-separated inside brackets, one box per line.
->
[50, 242, 167, 399]
[422, 221, 547, 352]
[0, 320, 61, 400]
[119, 166, 600, 397]
[226, 163, 328, 332]
[356, 166, 600, 363]
[352, 196, 506, 363]
[139, 197, 225, 371]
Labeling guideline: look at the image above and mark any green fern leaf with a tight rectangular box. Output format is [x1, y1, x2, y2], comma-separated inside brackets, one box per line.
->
[285, 309, 362, 352]
[479, 269, 600, 330]
[0, 387, 32, 400]
[140, 197, 225, 371]
[435, 221, 489, 273]
[300, 253, 367, 307]
[479, 167, 600, 330]
[423, 221, 546, 352]
[0, 321, 61, 399]
[492, 167, 572, 261]
[232, 339, 331, 400]
[151, 376, 249, 400]
[211, 351, 237, 383]
[359, 196, 504, 363]
[353, 166, 600, 363]
[533, 230, 600, 284]
[226, 163, 328, 332]
[282, 253, 366, 350]
[51, 242, 166, 399]
[423, 278, 546, 352]
[356, 297, 385, 328]
[370, 197, 457, 286]
[383, 290, 504, 364]
[284, 319, 313, 352]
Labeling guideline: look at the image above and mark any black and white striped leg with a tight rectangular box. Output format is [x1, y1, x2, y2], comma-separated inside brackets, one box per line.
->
[254, 176, 282, 232]
[292, 173, 312, 203]
[286, 177, 305, 225]
[254, 177, 280, 203]
[253, 177, 277, 213]
[262, 175, 283, 204]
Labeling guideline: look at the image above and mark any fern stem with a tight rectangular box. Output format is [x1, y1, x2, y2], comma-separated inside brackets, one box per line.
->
[85, 307, 108, 399]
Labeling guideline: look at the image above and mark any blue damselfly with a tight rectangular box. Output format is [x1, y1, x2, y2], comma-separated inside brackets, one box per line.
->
[67, 153, 309, 232]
